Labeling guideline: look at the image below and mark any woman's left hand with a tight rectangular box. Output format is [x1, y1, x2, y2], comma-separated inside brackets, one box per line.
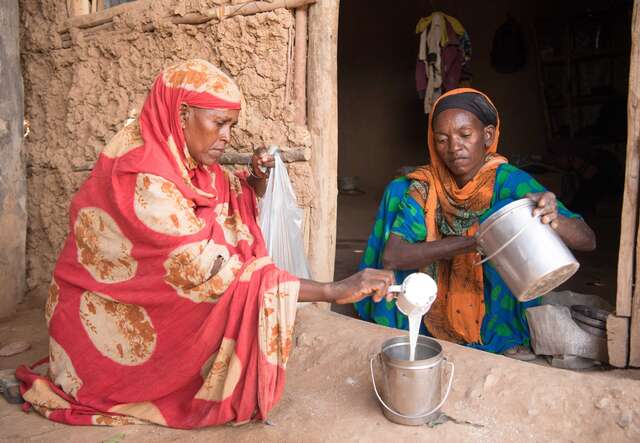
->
[527, 192, 559, 229]
[250, 147, 275, 179]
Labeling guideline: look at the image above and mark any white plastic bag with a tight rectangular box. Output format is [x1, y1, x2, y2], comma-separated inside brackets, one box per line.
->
[259, 149, 311, 279]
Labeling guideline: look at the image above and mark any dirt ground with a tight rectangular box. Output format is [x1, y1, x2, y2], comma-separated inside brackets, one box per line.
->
[1, 297, 639, 443]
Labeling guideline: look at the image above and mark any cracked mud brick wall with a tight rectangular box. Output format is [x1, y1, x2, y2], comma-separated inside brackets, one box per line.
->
[20, 1, 312, 294]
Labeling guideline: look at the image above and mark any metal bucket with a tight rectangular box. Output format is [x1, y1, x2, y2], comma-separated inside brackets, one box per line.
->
[370, 336, 454, 426]
[476, 198, 579, 302]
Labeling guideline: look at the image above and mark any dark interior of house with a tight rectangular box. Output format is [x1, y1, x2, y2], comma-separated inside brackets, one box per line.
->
[335, 0, 632, 316]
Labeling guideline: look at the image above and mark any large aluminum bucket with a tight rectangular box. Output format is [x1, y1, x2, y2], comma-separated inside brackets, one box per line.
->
[477, 198, 579, 302]
[370, 336, 454, 426]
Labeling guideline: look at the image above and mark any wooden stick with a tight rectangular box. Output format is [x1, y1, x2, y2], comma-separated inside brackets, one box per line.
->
[219, 147, 311, 165]
[60, 0, 316, 34]
[628, 0, 640, 366]
[619, 0, 640, 318]
[293, 6, 308, 126]
[607, 314, 630, 367]
[284, 21, 295, 106]
[69, 0, 90, 17]
[71, 147, 311, 171]
[60, 1, 146, 32]
[205, 0, 316, 19]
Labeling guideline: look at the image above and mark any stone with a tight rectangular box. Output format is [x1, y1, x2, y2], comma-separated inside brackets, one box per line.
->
[0, 340, 31, 357]
[616, 411, 633, 429]
[595, 396, 611, 410]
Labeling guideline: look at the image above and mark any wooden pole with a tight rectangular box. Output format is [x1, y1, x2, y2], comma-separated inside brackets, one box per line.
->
[205, 0, 315, 19]
[617, 0, 640, 319]
[69, 0, 90, 17]
[218, 147, 311, 165]
[60, 0, 317, 40]
[629, 0, 640, 367]
[607, 314, 630, 367]
[294, 6, 308, 126]
[71, 147, 311, 172]
[307, 0, 339, 283]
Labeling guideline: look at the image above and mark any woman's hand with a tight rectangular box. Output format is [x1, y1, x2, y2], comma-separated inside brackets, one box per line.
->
[328, 268, 395, 305]
[527, 192, 559, 229]
[250, 147, 275, 179]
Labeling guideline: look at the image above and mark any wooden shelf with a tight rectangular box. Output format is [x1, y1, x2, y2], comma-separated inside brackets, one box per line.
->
[541, 49, 629, 66]
[547, 95, 623, 109]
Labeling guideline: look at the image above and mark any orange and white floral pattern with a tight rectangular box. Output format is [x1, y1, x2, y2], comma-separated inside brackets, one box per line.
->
[214, 203, 254, 247]
[162, 59, 242, 104]
[45, 279, 59, 327]
[164, 240, 243, 302]
[259, 280, 299, 368]
[109, 401, 167, 426]
[49, 338, 83, 399]
[74, 207, 137, 283]
[79, 291, 157, 366]
[101, 119, 144, 159]
[196, 338, 242, 401]
[134, 173, 205, 236]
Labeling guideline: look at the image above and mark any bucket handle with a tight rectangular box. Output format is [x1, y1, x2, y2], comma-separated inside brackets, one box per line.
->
[369, 354, 455, 421]
[475, 214, 540, 266]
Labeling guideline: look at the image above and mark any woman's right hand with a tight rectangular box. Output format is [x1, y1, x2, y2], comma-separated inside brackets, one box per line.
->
[328, 268, 395, 305]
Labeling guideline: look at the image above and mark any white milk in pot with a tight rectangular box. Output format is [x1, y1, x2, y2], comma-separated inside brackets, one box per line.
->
[388, 273, 438, 361]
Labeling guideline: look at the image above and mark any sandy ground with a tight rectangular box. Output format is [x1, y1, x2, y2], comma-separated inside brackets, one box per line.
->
[1, 299, 640, 443]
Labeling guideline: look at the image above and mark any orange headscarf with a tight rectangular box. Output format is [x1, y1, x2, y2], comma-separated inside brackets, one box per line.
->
[407, 88, 507, 344]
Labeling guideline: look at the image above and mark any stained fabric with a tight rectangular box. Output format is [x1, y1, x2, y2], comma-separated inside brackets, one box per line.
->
[16, 59, 299, 429]
[354, 164, 579, 353]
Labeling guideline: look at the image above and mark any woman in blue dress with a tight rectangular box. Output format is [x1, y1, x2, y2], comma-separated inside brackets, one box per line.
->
[355, 88, 596, 359]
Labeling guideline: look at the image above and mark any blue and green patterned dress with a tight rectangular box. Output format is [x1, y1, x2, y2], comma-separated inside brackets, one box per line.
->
[354, 163, 580, 353]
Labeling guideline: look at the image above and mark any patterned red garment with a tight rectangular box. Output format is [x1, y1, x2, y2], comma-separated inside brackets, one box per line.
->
[16, 59, 299, 429]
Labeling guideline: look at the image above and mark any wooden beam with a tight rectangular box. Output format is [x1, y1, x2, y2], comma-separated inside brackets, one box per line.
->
[205, 0, 316, 19]
[69, 0, 90, 17]
[607, 314, 630, 367]
[60, 0, 142, 31]
[306, 0, 339, 282]
[294, 6, 308, 126]
[618, 0, 640, 318]
[71, 147, 311, 172]
[629, 0, 640, 366]
[630, 294, 640, 366]
[60, 0, 316, 36]
[218, 147, 311, 165]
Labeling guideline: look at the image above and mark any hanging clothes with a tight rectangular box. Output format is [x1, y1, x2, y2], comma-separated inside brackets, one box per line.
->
[416, 12, 472, 113]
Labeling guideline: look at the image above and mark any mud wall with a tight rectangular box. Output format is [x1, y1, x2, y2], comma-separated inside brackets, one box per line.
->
[0, 0, 26, 317]
[21, 0, 312, 294]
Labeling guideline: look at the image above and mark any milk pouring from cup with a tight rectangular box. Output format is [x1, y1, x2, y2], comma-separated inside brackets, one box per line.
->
[388, 272, 437, 316]
[388, 273, 438, 361]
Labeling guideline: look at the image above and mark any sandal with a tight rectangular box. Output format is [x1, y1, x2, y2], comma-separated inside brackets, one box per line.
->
[503, 345, 536, 362]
